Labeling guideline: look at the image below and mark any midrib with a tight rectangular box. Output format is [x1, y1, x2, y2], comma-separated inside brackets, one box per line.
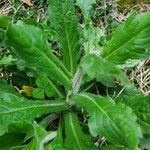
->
[0, 102, 65, 115]
[103, 24, 150, 60]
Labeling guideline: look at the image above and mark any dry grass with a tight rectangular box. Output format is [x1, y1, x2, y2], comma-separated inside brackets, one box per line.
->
[130, 59, 150, 95]
[0, 0, 12, 16]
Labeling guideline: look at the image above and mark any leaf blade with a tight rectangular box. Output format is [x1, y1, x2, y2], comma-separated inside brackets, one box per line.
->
[0, 80, 67, 135]
[64, 112, 97, 150]
[76, 0, 96, 19]
[48, 0, 80, 74]
[0, 122, 33, 150]
[6, 21, 71, 89]
[81, 54, 130, 86]
[101, 13, 150, 64]
[72, 93, 142, 150]
[117, 89, 150, 134]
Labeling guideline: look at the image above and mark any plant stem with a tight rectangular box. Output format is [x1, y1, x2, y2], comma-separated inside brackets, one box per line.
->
[72, 68, 84, 95]
[66, 68, 84, 104]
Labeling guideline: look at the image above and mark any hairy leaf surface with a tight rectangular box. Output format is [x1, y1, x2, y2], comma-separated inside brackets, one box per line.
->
[6, 21, 71, 89]
[33, 75, 64, 99]
[81, 54, 130, 86]
[83, 23, 102, 54]
[76, 0, 96, 19]
[0, 80, 21, 98]
[118, 92, 150, 134]
[47, 120, 64, 150]
[25, 123, 50, 150]
[101, 13, 150, 64]
[49, 0, 80, 74]
[0, 80, 67, 135]
[72, 93, 142, 150]
[64, 112, 97, 150]
[0, 97, 67, 136]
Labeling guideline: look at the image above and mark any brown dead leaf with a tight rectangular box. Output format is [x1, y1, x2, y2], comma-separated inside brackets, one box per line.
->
[20, 0, 33, 6]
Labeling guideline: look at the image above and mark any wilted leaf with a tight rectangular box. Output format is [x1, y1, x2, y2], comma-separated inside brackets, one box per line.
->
[20, 85, 34, 97]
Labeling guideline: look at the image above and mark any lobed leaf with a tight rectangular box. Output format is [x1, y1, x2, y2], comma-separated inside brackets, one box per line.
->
[72, 93, 142, 150]
[101, 13, 150, 64]
[48, 0, 80, 75]
[33, 75, 64, 99]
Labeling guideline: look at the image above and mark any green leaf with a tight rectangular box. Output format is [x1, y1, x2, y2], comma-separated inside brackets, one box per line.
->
[0, 55, 16, 66]
[25, 123, 51, 150]
[47, 119, 64, 150]
[6, 21, 71, 89]
[33, 88, 45, 99]
[81, 54, 130, 86]
[34, 75, 64, 98]
[0, 80, 21, 98]
[0, 97, 67, 136]
[140, 135, 150, 150]
[83, 23, 102, 54]
[118, 92, 150, 134]
[101, 13, 150, 65]
[48, 0, 80, 74]
[0, 80, 68, 135]
[64, 112, 97, 150]
[100, 145, 122, 150]
[76, 0, 96, 19]
[0, 16, 11, 28]
[0, 122, 33, 150]
[72, 93, 142, 150]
